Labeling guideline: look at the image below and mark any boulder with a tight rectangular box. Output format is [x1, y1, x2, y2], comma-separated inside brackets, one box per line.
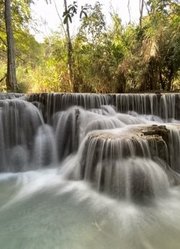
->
[74, 124, 180, 201]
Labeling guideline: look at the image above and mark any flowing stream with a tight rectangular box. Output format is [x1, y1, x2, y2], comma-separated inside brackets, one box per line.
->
[0, 93, 180, 249]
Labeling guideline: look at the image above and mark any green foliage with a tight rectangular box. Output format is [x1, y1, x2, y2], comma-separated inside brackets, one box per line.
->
[78, 2, 106, 44]
[114, 0, 180, 92]
[0, 0, 34, 91]
[63, 1, 78, 24]
[16, 60, 61, 93]
[62, 1, 88, 25]
[0, 0, 179, 93]
[0, 61, 7, 92]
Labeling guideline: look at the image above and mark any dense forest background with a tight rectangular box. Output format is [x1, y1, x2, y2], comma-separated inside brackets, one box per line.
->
[0, 0, 180, 93]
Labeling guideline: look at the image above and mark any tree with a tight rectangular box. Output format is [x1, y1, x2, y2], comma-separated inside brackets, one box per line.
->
[113, 0, 180, 92]
[62, 1, 89, 92]
[63, 0, 75, 92]
[1, 0, 32, 91]
[73, 2, 110, 92]
[4, 0, 17, 91]
[140, 0, 180, 91]
[139, 0, 145, 27]
[1, 0, 179, 94]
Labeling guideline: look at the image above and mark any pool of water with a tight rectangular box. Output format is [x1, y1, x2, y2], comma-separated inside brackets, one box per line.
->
[0, 168, 180, 249]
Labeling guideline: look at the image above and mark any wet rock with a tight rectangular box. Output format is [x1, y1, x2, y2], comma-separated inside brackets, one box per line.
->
[75, 124, 180, 201]
[139, 125, 170, 163]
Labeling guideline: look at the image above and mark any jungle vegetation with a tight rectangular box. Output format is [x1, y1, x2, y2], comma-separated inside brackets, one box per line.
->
[0, 0, 180, 93]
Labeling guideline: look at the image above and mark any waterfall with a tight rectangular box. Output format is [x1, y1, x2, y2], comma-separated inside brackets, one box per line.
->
[0, 98, 43, 171]
[0, 93, 180, 249]
[27, 93, 180, 120]
[0, 93, 179, 202]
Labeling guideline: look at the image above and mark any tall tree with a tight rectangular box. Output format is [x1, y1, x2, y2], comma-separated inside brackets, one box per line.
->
[63, 0, 75, 92]
[4, 0, 17, 91]
[63, 1, 88, 92]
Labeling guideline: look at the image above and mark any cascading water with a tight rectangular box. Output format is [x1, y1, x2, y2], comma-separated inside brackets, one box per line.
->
[0, 98, 43, 171]
[0, 93, 180, 249]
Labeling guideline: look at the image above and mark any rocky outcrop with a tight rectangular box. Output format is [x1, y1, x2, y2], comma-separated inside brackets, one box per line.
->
[73, 124, 180, 201]
[138, 125, 170, 163]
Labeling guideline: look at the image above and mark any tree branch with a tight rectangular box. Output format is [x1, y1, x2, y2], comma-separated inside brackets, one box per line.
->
[0, 36, 7, 46]
[127, 0, 131, 23]
[0, 74, 6, 83]
[52, 0, 67, 37]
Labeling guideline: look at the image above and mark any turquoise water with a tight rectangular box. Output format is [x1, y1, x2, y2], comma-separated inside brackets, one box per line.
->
[0, 169, 180, 249]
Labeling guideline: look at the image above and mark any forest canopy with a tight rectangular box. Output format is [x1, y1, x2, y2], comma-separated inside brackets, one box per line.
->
[0, 0, 180, 93]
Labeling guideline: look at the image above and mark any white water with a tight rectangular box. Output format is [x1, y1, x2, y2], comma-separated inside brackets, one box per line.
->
[1, 169, 180, 249]
[0, 95, 180, 249]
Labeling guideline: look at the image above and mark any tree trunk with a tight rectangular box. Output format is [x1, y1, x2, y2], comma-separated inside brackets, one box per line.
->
[159, 69, 165, 90]
[64, 0, 76, 92]
[4, 0, 17, 92]
[127, 0, 131, 23]
[139, 0, 144, 28]
[167, 67, 173, 91]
